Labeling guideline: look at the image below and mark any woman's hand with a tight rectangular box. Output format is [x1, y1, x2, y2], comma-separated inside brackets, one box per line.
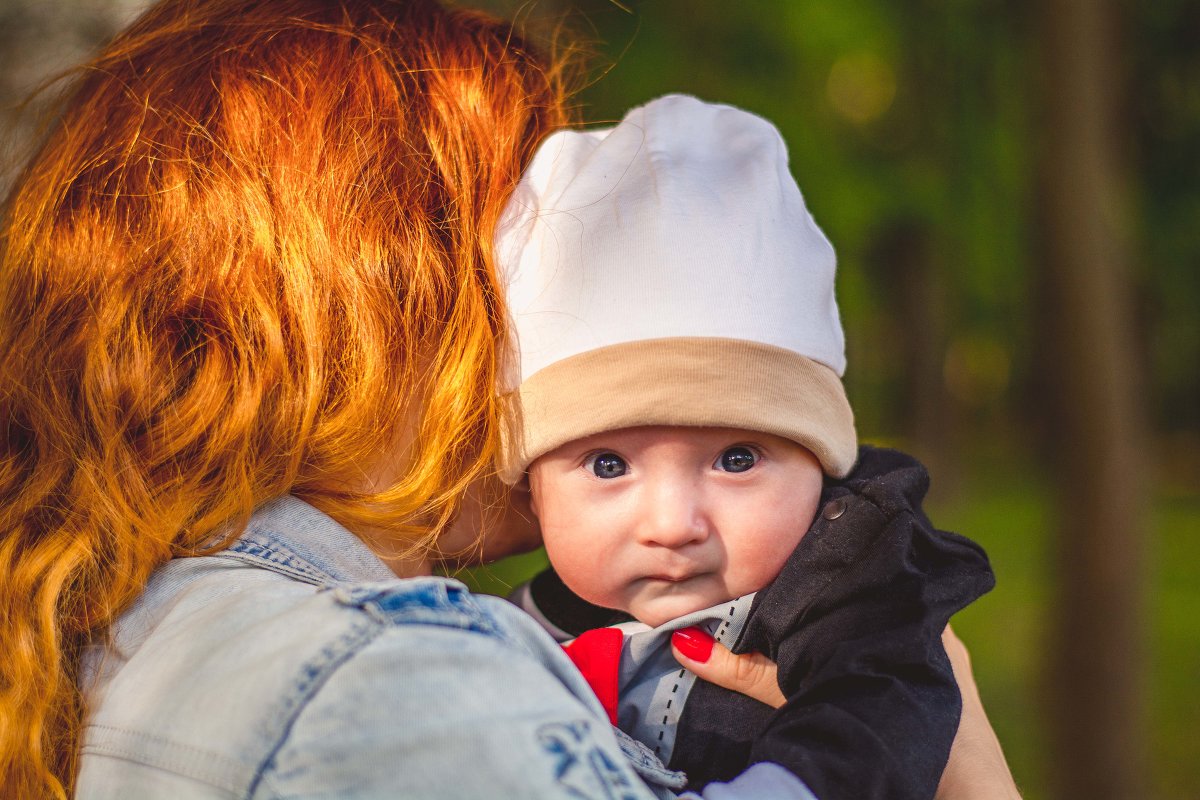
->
[669, 624, 1021, 800]
[670, 626, 785, 708]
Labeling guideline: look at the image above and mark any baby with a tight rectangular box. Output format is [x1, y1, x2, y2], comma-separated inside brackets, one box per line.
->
[496, 95, 994, 799]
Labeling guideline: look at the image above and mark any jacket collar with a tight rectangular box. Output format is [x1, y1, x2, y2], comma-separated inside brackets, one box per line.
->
[221, 495, 399, 586]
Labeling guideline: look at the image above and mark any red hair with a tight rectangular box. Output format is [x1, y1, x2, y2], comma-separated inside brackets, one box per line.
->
[0, 1, 575, 795]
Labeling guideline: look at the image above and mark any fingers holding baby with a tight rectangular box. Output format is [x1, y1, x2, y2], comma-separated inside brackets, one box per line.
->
[671, 626, 786, 709]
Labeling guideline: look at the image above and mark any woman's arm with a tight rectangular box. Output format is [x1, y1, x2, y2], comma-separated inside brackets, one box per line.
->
[260, 604, 676, 799]
[259, 589, 821, 800]
[934, 626, 1022, 800]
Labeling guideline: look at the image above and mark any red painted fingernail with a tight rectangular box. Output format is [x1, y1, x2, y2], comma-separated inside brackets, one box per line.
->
[672, 627, 715, 663]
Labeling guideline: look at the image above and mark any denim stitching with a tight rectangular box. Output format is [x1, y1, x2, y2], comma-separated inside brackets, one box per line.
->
[221, 537, 329, 586]
[331, 581, 502, 637]
[247, 616, 382, 798]
[81, 724, 254, 793]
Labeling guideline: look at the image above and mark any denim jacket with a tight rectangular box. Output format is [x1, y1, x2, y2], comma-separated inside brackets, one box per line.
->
[75, 496, 812, 799]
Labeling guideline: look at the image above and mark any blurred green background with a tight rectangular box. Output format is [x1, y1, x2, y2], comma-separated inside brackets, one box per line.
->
[2, 1, 1196, 799]
[461, 2, 1200, 799]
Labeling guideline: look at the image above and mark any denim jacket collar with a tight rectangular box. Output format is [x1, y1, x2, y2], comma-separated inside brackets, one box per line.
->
[218, 495, 398, 586]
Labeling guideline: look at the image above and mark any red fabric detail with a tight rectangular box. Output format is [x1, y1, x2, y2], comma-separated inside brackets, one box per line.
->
[562, 627, 624, 725]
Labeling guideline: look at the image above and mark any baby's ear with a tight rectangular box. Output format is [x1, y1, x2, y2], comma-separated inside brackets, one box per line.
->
[516, 473, 539, 516]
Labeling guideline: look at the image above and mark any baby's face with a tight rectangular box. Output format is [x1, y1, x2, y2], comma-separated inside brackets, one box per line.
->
[528, 426, 823, 628]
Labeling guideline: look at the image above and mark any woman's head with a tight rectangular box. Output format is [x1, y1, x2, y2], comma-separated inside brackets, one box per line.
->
[0, 1, 572, 794]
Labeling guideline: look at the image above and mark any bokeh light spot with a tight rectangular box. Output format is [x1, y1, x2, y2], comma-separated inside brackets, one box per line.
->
[826, 51, 897, 125]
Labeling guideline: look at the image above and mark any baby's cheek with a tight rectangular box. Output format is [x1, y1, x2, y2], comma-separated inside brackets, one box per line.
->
[543, 536, 614, 606]
[739, 526, 807, 593]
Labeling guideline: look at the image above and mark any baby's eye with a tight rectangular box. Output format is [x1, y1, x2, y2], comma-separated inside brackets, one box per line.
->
[586, 452, 628, 479]
[716, 446, 757, 473]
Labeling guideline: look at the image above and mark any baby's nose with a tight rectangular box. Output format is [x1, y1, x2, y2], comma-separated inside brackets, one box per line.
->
[635, 486, 710, 548]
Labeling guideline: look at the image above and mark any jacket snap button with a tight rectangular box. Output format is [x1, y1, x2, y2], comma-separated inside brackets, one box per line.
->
[822, 499, 847, 521]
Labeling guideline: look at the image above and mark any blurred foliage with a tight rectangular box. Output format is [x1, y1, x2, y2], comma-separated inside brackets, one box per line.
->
[478, 0, 1200, 468]
[463, 1, 1200, 797]
[552, 0, 1037, 450]
[932, 456, 1200, 800]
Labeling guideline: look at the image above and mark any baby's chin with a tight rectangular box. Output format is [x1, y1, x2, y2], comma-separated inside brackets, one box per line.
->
[627, 585, 731, 629]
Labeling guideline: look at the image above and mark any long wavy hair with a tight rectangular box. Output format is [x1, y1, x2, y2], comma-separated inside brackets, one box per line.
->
[0, 1, 574, 795]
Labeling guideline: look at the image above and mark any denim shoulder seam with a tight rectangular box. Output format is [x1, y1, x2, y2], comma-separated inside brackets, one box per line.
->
[248, 585, 516, 796]
[246, 613, 383, 797]
[331, 579, 504, 638]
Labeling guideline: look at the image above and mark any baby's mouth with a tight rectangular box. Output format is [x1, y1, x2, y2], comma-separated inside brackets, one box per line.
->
[644, 568, 705, 584]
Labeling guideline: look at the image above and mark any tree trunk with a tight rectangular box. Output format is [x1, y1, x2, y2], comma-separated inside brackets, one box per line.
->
[867, 220, 958, 500]
[1035, 1, 1147, 798]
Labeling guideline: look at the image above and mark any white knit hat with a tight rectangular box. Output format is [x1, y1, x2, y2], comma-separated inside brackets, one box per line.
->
[495, 94, 857, 482]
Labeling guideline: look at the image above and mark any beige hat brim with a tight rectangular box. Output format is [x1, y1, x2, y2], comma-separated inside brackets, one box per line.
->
[498, 337, 857, 483]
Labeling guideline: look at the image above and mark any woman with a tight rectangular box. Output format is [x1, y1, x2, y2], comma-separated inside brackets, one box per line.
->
[0, 1, 1016, 797]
